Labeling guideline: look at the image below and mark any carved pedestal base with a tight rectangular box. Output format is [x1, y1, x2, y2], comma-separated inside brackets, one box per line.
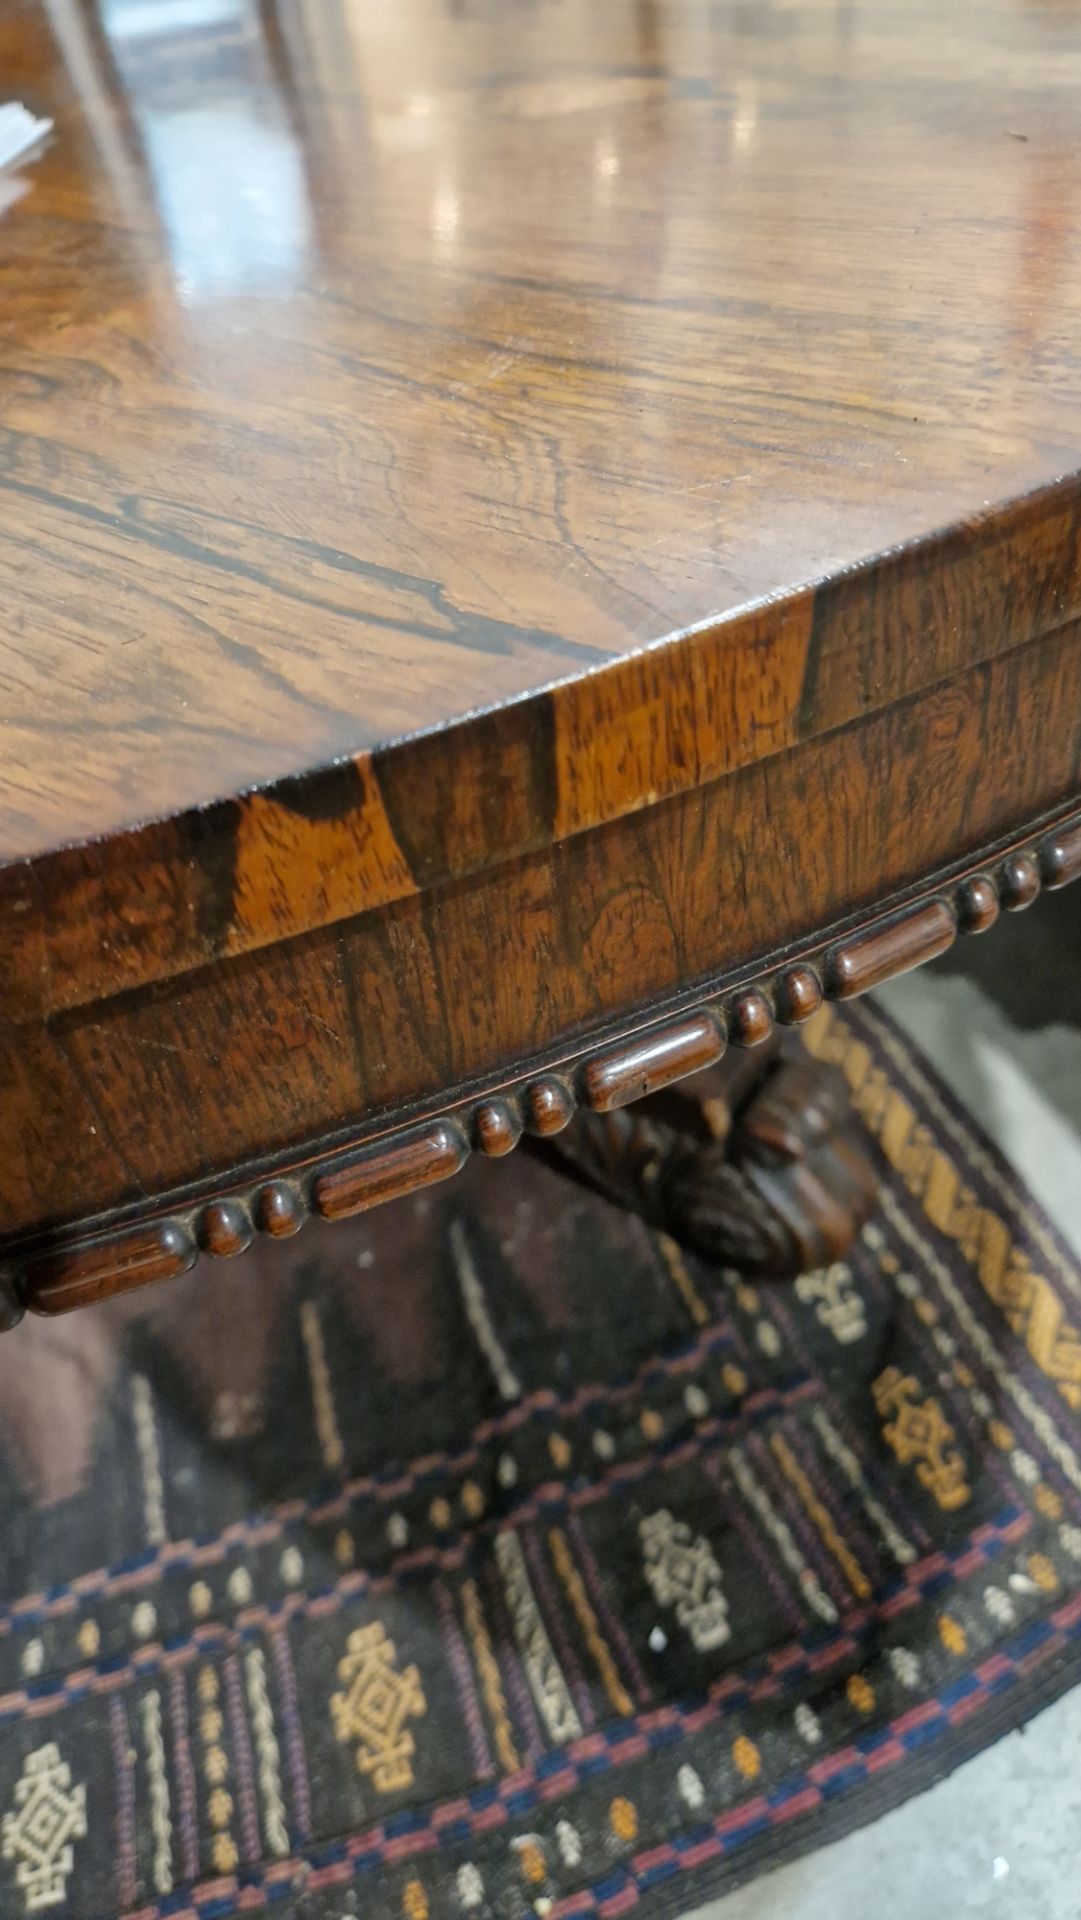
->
[532, 1037, 880, 1279]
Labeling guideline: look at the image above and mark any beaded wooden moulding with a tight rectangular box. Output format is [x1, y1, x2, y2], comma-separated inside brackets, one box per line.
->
[4, 809, 1078, 1328]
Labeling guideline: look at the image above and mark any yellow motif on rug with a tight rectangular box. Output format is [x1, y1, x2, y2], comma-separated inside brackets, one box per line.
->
[332, 1623, 427, 1792]
[873, 1367, 971, 1511]
[804, 1007, 1081, 1409]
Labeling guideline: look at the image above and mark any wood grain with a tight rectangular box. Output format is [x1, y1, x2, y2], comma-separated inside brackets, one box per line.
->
[3, 617, 1081, 1249]
[3, 0, 1081, 1314]
[5, 0, 1081, 995]
[582, 1014, 725, 1111]
[22, 1224, 195, 1317]
[827, 903, 957, 999]
[313, 1125, 468, 1223]
[13, 803, 1081, 1318]
[1042, 822, 1081, 891]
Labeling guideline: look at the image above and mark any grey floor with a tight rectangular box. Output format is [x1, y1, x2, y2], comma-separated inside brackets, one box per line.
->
[689, 896, 1081, 1920]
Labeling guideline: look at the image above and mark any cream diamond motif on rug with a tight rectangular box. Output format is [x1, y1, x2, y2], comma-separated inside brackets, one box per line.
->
[3, 1744, 87, 1912]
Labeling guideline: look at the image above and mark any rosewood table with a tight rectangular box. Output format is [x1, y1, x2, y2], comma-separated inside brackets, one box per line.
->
[3, 0, 1081, 1330]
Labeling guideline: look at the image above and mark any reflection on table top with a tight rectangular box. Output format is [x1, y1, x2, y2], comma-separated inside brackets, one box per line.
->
[3, 0, 1081, 859]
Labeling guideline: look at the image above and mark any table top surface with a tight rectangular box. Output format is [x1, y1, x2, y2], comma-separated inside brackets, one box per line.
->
[3, 0, 1081, 869]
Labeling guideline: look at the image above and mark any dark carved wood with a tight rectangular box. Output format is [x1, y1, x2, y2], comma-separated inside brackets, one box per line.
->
[581, 1015, 726, 1112]
[4, 808, 1079, 1321]
[666, 1059, 881, 1277]
[825, 902, 957, 1000]
[5, 0, 1081, 1327]
[536, 1044, 880, 1279]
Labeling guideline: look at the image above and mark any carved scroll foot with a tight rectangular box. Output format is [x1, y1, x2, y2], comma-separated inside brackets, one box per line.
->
[532, 1037, 880, 1280]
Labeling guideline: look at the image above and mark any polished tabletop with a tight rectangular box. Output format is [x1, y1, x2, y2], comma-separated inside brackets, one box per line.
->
[3, 0, 1081, 876]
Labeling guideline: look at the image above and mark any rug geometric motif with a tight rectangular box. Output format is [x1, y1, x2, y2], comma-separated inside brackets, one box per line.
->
[0, 1004, 1080, 1920]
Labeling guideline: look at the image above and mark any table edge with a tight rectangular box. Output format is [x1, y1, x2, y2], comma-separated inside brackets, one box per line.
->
[4, 796, 1078, 1326]
[3, 471, 1080, 1023]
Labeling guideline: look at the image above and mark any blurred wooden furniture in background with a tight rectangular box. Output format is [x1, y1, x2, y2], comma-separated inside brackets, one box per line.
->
[2, 0, 1081, 1326]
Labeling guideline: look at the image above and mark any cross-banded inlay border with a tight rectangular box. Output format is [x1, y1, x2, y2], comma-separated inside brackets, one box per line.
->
[4, 808, 1080, 1326]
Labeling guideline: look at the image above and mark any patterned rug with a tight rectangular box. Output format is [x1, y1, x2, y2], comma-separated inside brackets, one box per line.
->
[3, 1000, 1081, 1920]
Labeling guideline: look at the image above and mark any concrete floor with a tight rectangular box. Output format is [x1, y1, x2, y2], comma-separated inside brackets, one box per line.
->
[688, 902, 1081, 1920]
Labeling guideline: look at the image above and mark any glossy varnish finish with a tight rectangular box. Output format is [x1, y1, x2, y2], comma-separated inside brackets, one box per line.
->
[14, 804, 1081, 1320]
[2, 614, 1080, 1246]
[4, 477, 1081, 1019]
[4, 0, 1081, 927]
[3, 0, 1081, 1312]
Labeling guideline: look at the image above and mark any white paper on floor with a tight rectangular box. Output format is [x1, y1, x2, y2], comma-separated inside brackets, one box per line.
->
[0, 102, 53, 172]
